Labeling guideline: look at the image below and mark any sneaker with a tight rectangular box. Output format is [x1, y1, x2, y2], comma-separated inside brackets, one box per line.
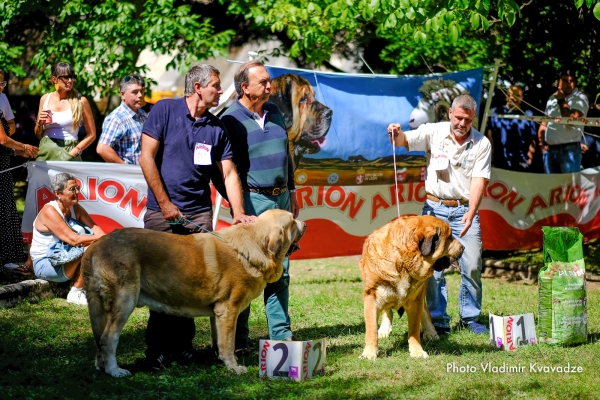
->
[173, 348, 199, 366]
[139, 353, 170, 371]
[284, 334, 299, 342]
[66, 287, 88, 305]
[460, 321, 489, 335]
[434, 325, 451, 335]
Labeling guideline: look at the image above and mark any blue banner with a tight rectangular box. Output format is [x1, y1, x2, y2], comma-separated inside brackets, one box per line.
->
[265, 66, 484, 186]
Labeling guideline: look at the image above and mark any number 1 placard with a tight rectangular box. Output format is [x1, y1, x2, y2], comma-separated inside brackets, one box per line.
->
[259, 339, 327, 381]
[489, 313, 537, 350]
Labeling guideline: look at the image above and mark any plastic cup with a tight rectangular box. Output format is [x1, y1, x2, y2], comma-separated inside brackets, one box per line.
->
[45, 110, 53, 124]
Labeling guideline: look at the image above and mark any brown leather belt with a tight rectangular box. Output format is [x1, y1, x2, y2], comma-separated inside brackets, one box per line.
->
[426, 193, 468, 207]
[244, 187, 288, 196]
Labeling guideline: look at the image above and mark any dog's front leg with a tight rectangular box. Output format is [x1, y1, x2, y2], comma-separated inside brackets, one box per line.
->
[213, 303, 247, 374]
[406, 290, 428, 359]
[360, 293, 379, 360]
[378, 308, 393, 338]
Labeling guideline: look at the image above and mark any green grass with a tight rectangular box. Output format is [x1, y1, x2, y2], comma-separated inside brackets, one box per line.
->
[1, 256, 600, 399]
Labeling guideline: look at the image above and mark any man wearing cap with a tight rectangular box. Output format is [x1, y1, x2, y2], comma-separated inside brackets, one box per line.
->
[538, 69, 589, 173]
[97, 75, 147, 164]
[220, 60, 299, 352]
[388, 94, 492, 335]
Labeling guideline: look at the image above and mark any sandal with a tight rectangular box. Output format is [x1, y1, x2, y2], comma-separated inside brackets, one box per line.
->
[14, 264, 33, 275]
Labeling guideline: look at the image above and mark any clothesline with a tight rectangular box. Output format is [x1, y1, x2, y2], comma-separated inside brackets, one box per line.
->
[0, 162, 28, 175]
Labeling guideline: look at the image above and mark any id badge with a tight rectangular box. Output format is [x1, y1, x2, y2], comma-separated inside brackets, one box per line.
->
[194, 143, 212, 165]
[431, 153, 449, 170]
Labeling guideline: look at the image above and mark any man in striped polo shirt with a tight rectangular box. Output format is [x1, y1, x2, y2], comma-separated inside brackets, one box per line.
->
[221, 60, 299, 352]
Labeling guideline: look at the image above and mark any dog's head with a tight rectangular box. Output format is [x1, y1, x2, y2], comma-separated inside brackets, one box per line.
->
[384, 215, 463, 280]
[232, 209, 306, 283]
[269, 74, 333, 168]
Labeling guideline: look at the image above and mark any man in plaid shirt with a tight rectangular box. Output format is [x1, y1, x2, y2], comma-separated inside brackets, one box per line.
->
[97, 75, 147, 164]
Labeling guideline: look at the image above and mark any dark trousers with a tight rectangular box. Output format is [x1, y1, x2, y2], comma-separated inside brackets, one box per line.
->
[143, 208, 213, 358]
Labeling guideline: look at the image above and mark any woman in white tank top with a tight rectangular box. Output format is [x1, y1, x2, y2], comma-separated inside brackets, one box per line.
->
[31, 172, 105, 305]
[34, 62, 96, 161]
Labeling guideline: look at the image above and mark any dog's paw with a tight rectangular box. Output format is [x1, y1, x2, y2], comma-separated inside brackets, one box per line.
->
[377, 325, 392, 338]
[359, 348, 378, 360]
[107, 367, 132, 378]
[409, 349, 429, 359]
[422, 330, 439, 341]
[231, 365, 248, 374]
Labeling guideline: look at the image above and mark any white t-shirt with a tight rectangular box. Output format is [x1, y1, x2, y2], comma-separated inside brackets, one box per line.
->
[543, 89, 589, 145]
[0, 93, 15, 120]
[406, 121, 492, 201]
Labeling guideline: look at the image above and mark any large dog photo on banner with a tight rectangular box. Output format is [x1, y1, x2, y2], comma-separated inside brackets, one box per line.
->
[268, 74, 333, 169]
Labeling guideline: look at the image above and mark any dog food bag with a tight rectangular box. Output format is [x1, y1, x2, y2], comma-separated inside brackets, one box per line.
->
[538, 226, 587, 345]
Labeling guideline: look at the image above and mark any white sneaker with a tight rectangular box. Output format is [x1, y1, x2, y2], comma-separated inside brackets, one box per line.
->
[66, 287, 88, 305]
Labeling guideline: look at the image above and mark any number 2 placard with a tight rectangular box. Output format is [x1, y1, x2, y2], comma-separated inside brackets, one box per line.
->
[489, 313, 537, 351]
[259, 339, 327, 381]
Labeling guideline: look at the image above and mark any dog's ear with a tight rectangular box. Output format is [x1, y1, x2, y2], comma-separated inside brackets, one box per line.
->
[419, 232, 440, 257]
[268, 76, 294, 129]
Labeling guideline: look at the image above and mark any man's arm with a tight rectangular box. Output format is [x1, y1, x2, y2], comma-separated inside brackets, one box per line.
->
[97, 143, 125, 163]
[139, 134, 181, 222]
[460, 177, 488, 237]
[537, 123, 548, 153]
[219, 159, 255, 225]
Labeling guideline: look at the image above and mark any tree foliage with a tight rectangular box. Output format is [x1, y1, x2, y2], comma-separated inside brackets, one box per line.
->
[1, 0, 234, 97]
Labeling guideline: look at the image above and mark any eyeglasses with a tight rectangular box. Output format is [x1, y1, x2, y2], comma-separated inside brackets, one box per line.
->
[57, 74, 77, 82]
[67, 185, 81, 193]
[123, 75, 145, 87]
[0, 81, 6, 88]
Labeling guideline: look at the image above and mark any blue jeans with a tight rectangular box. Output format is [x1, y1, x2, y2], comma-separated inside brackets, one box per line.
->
[543, 142, 581, 173]
[236, 191, 292, 343]
[422, 199, 483, 328]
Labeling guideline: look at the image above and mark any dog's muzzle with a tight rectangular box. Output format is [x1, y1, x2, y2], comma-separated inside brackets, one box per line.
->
[285, 242, 301, 257]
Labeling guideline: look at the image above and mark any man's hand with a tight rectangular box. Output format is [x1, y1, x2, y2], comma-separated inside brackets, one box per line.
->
[232, 214, 256, 225]
[387, 123, 408, 147]
[290, 192, 299, 219]
[459, 210, 476, 237]
[161, 201, 182, 222]
[554, 89, 565, 100]
[582, 143, 589, 153]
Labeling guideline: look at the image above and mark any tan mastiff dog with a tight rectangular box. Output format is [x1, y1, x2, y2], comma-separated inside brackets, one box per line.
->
[359, 215, 463, 360]
[82, 209, 306, 377]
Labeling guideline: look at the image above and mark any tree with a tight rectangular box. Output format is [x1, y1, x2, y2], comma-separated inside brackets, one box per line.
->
[223, 0, 600, 73]
[1, 0, 234, 97]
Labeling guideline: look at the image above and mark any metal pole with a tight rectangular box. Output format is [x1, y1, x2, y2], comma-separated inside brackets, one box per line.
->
[479, 58, 503, 135]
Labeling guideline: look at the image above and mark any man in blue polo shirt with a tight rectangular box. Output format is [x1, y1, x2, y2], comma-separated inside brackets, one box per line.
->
[221, 60, 299, 353]
[139, 64, 254, 370]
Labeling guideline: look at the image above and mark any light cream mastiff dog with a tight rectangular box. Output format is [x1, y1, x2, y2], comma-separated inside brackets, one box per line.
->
[359, 215, 464, 360]
[82, 209, 306, 377]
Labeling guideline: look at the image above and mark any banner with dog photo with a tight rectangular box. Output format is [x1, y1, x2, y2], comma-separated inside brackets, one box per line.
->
[20, 162, 600, 259]
[264, 66, 484, 187]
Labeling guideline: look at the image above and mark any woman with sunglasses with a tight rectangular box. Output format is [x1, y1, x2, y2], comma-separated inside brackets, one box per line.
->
[30, 172, 105, 305]
[34, 62, 96, 161]
[0, 69, 38, 275]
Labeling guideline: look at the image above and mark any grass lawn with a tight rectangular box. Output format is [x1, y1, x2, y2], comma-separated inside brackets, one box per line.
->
[1, 256, 599, 399]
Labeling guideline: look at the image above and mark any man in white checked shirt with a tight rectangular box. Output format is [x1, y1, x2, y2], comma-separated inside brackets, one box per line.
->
[97, 75, 147, 164]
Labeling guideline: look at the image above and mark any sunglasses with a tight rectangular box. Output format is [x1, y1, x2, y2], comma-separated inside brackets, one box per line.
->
[0, 81, 6, 88]
[67, 185, 81, 193]
[57, 74, 77, 82]
[123, 75, 145, 87]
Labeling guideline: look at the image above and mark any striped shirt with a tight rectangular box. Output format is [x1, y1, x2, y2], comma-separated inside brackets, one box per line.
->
[221, 99, 295, 191]
[100, 102, 147, 164]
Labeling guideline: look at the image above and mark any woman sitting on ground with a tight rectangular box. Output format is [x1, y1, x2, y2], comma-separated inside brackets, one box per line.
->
[30, 172, 105, 305]
[34, 61, 96, 161]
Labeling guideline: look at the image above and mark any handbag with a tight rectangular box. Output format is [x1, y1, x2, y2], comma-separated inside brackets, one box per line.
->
[46, 218, 93, 266]
[0, 110, 12, 155]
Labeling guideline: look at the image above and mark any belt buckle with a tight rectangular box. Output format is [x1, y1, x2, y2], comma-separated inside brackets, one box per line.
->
[272, 187, 282, 196]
